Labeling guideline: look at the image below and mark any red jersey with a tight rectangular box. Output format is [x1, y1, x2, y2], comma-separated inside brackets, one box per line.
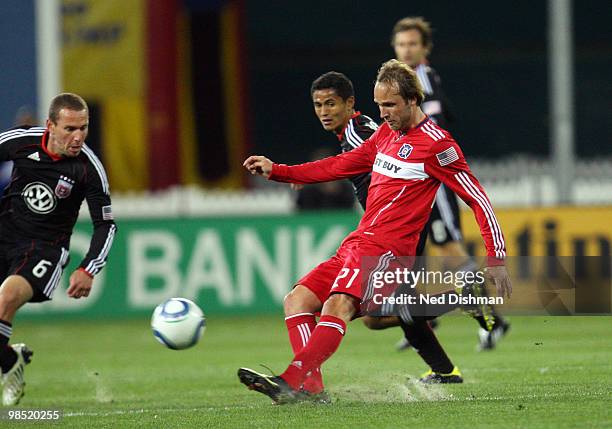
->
[270, 117, 506, 263]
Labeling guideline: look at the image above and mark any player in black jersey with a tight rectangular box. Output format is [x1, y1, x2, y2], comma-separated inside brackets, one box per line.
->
[391, 17, 510, 352]
[0, 93, 116, 405]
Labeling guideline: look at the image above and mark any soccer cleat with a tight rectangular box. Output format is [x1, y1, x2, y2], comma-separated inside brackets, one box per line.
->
[237, 368, 302, 404]
[459, 282, 495, 331]
[2, 343, 33, 406]
[477, 320, 511, 351]
[419, 366, 463, 384]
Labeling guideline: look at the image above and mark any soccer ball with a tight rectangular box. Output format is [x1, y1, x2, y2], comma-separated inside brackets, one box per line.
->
[151, 298, 206, 350]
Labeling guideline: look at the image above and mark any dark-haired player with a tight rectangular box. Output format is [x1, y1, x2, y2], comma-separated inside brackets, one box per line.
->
[0, 93, 116, 405]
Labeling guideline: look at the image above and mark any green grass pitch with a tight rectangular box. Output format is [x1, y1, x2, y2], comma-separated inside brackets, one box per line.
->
[8, 314, 611, 428]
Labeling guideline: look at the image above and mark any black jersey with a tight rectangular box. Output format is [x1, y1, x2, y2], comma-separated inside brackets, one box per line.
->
[0, 126, 116, 276]
[336, 112, 378, 210]
[414, 63, 454, 129]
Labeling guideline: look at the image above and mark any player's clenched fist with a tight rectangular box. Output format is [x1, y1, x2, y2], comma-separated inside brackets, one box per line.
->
[243, 155, 273, 178]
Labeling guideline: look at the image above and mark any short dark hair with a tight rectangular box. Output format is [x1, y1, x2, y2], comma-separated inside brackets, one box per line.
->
[390, 16, 433, 52]
[310, 72, 354, 101]
[48, 93, 88, 123]
[376, 59, 424, 105]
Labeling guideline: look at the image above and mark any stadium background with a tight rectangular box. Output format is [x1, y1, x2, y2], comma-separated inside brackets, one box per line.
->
[1, 0, 609, 318]
[0, 2, 610, 426]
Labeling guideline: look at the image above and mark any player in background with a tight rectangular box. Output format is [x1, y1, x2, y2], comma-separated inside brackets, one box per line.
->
[391, 17, 510, 350]
[238, 60, 512, 404]
[0, 93, 116, 405]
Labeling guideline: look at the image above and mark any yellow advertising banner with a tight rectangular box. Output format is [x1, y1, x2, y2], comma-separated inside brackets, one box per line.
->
[62, 0, 147, 191]
[62, 0, 145, 97]
[460, 206, 612, 257]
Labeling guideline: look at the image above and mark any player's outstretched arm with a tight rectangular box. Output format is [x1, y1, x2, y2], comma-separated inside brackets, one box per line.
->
[243, 155, 273, 178]
[425, 140, 511, 298]
[245, 138, 376, 185]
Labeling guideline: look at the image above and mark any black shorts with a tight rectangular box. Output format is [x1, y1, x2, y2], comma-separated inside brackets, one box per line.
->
[427, 184, 463, 246]
[0, 240, 70, 302]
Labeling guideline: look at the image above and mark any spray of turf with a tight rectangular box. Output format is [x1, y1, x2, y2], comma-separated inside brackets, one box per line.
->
[332, 373, 452, 403]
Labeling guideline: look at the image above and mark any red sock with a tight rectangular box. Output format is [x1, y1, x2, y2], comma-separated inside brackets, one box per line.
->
[281, 315, 346, 390]
[284, 313, 323, 393]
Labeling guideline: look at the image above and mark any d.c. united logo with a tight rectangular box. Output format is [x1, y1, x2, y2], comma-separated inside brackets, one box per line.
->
[397, 143, 413, 159]
[55, 176, 75, 199]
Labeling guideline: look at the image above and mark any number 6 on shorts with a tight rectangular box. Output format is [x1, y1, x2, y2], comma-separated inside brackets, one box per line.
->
[32, 260, 53, 278]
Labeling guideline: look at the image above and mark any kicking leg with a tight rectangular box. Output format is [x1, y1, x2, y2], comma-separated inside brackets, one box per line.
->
[283, 285, 324, 393]
[280, 293, 356, 389]
[238, 293, 357, 403]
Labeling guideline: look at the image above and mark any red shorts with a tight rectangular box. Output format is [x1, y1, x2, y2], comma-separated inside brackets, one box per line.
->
[296, 235, 407, 308]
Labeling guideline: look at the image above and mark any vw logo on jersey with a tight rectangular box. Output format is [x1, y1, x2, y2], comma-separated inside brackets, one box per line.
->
[397, 143, 413, 159]
[21, 182, 57, 214]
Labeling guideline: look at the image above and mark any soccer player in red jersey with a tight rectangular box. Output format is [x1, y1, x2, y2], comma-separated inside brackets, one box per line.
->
[238, 60, 512, 404]
[306, 71, 500, 391]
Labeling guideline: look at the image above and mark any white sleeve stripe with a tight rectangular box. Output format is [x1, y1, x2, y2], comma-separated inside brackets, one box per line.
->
[85, 224, 116, 274]
[422, 123, 440, 139]
[426, 121, 446, 139]
[342, 122, 359, 148]
[344, 121, 363, 148]
[455, 173, 503, 255]
[0, 127, 45, 138]
[343, 134, 359, 149]
[423, 122, 445, 139]
[455, 174, 503, 259]
[420, 127, 441, 141]
[455, 172, 505, 258]
[0, 128, 45, 145]
[82, 145, 110, 195]
[457, 172, 505, 255]
[347, 121, 365, 143]
[88, 224, 116, 271]
[456, 172, 505, 256]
